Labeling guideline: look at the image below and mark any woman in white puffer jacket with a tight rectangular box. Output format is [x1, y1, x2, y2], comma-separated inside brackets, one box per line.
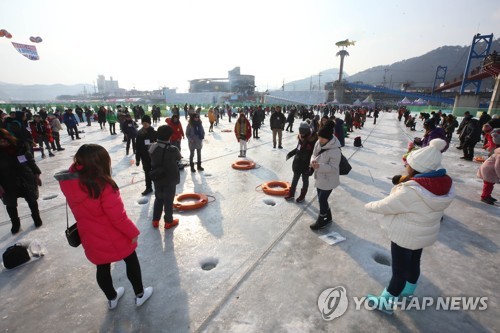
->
[364, 139, 455, 314]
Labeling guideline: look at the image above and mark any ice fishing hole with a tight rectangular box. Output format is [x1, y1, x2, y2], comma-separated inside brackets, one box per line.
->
[201, 258, 218, 271]
[373, 253, 391, 266]
[137, 198, 149, 205]
[42, 194, 58, 200]
[263, 199, 276, 206]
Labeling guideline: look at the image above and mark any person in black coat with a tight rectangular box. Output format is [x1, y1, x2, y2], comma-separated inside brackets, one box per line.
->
[270, 106, 286, 149]
[333, 117, 345, 147]
[148, 125, 181, 229]
[136, 116, 157, 196]
[456, 111, 472, 149]
[97, 106, 107, 130]
[251, 108, 261, 139]
[284, 122, 318, 203]
[285, 107, 297, 132]
[461, 118, 482, 161]
[122, 114, 138, 155]
[0, 128, 43, 234]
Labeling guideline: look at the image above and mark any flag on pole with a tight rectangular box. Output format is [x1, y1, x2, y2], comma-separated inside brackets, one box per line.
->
[11, 42, 40, 60]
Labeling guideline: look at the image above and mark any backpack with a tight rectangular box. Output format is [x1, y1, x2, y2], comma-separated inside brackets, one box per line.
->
[354, 136, 363, 147]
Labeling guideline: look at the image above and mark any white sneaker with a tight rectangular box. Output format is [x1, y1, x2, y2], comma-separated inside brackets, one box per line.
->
[108, 287, 125, 310]
[135, 286, 153, 307]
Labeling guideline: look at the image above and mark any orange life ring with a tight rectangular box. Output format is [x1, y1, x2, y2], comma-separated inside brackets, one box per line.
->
[261, 181, 290, 196]
[232, 160, 256, 170]
[473, 156, 486, 163]
[173, 193, 208, 211]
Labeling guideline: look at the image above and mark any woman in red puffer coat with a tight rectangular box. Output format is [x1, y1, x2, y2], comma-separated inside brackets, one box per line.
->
[55, 144, 153, 310]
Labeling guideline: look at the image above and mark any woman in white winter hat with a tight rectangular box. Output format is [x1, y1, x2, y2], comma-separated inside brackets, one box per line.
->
[364, 138, 455, 314]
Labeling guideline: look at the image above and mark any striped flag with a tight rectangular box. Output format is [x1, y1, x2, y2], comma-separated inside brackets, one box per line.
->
[11, 42, 40, 60]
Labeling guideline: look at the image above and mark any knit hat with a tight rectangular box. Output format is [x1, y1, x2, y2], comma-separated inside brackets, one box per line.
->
[491, 128, 500, 145]
[157, 125, 173, 141]
[406, 138, 447, 173]
[142, 115, 151, 124]
[317, 120, 335, 139]
[424, 118, 436, 129]
[299, 122, 310, 135]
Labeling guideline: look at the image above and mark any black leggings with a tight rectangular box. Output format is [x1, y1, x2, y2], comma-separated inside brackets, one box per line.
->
[387, 242, 422, 296]
[290, 172, 309, 192]
[96, 251, 143, 300]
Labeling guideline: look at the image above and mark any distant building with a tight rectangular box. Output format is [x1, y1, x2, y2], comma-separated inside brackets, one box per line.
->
[189, 67, 255, 96]
[96, 75, 120, 94]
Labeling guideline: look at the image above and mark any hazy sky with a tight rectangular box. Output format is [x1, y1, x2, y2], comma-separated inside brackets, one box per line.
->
[0, 0, 499, 92]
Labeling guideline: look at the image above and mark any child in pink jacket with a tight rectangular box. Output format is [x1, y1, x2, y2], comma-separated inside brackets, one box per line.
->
[477, 129, 500, 205]
[55, 144, 153, 310]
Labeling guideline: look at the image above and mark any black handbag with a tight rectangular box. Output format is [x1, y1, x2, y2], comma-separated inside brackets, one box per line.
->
[3, 244, 31, 269]
[65, 201, 81, 247]
[339, 153, 352, 175]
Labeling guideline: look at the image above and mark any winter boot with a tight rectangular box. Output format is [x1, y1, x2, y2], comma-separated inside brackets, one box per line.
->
[165, 218, 179, 229]
[7, 206, 21, 234]
[309, 213, 331, 230]
[400, 282, 417, 298]
[238, 150, 244, 157]
[190, 162, 196, 173]
[197, 162, 204, 171]
[141, 188, 153, 196]
[325, 209, 332, 223]
[366, 288, 397, 315]
[243, 150, 247, 157]
[295, 188, 307, 203]
[49, 150, 55, 157]
[32, 214, 43, 228]
[28, 201, 42, 227]
[284, 187, 296, 201]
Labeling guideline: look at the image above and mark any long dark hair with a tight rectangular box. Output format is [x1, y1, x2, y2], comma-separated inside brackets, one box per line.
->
[73, 144, 118, 199]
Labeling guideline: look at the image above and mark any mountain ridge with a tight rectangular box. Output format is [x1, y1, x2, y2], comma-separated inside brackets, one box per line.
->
[1, 39, 498, 101]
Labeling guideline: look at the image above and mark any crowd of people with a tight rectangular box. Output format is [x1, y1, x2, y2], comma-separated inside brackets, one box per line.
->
[0, 103, 498, 314]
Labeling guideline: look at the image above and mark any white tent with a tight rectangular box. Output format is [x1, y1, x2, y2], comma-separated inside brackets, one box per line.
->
[398, 97, 412, 105]
[413, 98, 427, 105]
[353, 99, 362, 106]
[362, 95, 375, 106]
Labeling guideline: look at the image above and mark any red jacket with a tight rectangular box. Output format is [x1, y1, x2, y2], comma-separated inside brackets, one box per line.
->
[55, 165, 139, 265]
[29, 120, 53, 142]
[234, 118, 252, 141]
[165, 117, 184, 142]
